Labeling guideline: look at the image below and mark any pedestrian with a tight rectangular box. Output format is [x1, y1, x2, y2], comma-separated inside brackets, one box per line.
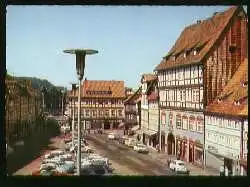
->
[220, 165, 224, 176]
[225, 166, 229, 176]
[168, 159, 171, 167]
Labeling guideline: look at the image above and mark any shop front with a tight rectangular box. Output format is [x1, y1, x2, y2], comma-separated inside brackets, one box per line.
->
[194, 140, 204, 167]
[239, 159, 247, 176]
[188, 139, 195, 163]
[167, 133, 175, 155]
[143, 129, 157, 148]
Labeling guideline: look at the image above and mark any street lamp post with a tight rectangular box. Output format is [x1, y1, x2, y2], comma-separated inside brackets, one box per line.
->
[71, 83, 77, 146]
[63, 49, 98, 176]
[61, 89, 65, 116]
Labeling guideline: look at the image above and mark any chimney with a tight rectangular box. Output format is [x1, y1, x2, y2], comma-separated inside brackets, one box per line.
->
[197, 20, 201, 24]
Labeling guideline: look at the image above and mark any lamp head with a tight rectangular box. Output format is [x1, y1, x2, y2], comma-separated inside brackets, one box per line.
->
[63, 49, 98, 80]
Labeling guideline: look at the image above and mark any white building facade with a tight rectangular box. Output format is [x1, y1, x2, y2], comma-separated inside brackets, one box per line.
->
[157, 64, 205, 166]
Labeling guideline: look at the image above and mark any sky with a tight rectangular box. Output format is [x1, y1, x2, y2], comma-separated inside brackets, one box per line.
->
[6, 5, 244, 90]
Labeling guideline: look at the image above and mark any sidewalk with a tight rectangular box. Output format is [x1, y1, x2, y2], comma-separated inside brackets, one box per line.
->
[147, 147, 220, 176]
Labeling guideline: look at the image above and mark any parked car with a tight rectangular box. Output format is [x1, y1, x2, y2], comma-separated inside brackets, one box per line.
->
[80, 164, 111, 176]
[169, 160, 189, 174]
[107, 133, 119, 140]
[133, 143, 149, 153]
[81, 146, 94, 153]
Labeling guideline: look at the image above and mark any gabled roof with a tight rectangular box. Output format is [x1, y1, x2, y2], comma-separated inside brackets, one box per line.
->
[206, 58, 248, 117]
[71, 80, 125, 98]
[124, 87, 141, 104]
[141, 73, 157, 83]
[155, 6, 244, 71]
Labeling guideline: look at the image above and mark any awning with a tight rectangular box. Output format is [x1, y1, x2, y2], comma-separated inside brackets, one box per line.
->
[143, 129, 157, 136]
[131, 125, 139, 131]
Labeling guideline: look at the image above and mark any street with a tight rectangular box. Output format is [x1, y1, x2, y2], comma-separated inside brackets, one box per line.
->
[85, 133, 174, 176]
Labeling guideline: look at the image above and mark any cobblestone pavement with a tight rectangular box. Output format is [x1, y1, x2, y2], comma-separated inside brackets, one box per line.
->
[86, 133, 174, 176]
[13, 136, 65, 175]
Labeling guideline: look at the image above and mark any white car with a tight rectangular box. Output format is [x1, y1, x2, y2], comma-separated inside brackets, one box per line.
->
[169, 160, 189, 174]
[107, 133, 119, 140]
[133, 144, 149, 153]
[81, 146, 94, 153]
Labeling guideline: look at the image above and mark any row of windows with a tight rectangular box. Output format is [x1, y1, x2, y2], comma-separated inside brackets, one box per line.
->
[161, 114, 204, 133]
[206, 131, 240, 148]
[84, 109, 123, 117]
[71, 99, 123, 105]
[158, 65, 202, 82]
[160, 88, 203, 104]
[206, 116, 241, 130]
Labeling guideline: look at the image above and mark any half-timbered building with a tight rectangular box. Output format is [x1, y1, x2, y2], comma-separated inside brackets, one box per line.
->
[140, 74, 160, 147]
[205, 58, 248, 176]
[154, 6, 248, 167]
[69, 79, 125, 130]
[124, 87, 141, 135]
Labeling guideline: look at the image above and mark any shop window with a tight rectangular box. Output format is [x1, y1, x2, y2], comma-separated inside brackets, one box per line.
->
[194, 148, 203, 164]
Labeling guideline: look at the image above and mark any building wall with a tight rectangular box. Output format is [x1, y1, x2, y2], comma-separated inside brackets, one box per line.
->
[5, 80, 42, 143]
[204, 12, 248, 106]
[205, 115, 241, 160]
[69, 97, 125, 127]
[242, 119, 248, 160]
[148, 100, 159, 132]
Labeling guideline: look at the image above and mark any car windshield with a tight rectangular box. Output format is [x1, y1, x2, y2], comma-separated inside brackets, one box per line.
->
[178, 162, 184, 166]
[94, 169, 106, 175]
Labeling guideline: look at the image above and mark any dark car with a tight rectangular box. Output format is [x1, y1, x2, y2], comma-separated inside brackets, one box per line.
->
[80, 165, 111, 176]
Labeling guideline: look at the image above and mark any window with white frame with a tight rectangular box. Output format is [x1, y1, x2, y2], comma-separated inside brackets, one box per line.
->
[86, 110, 90, 116]
[180, 90, 183, 102]
[111, 110, 115, 116]
[195, 90, 199, 103]
[192, 90, 196, 102]
[182, 116, 188, 130]
[197, 118, 204, 133]
[176, 115, 182, 129]
[161, 113, 166, 125]
[189, 117, 196, 131]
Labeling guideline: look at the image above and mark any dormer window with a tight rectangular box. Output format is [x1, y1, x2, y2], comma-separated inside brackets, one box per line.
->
[193, 49, 197, 56]
[172, 55, 176, 61]
[217, 98, 222, 103]
[241, 81, 248, 87]
[234, 100, 240, 106]
[229, 45, 236, 53]
[184, 52, 186, 59]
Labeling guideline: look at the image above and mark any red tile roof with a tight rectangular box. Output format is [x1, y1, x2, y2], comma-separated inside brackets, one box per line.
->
[141, 73, 157, 82]
[155, 6, 243, 71]
[70, 80, 125, 98]
[206, 58, 248, 117]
